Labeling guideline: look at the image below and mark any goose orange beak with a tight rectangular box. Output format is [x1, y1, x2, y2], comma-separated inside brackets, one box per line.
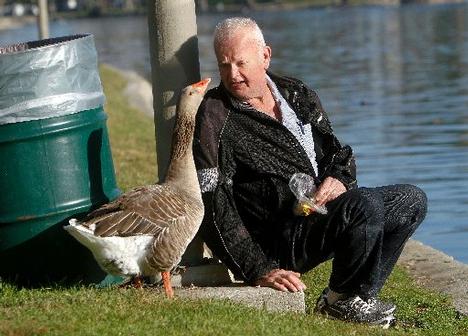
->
[191, 78, 211, 94]
[192, 78, 211, 87]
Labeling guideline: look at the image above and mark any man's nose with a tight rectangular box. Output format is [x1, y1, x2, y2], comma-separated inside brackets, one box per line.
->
[229, 65, 240, 80]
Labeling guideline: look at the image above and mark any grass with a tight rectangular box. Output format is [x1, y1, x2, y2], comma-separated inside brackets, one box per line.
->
[0, 65, 467, 336]
[100, 65, 158, 191]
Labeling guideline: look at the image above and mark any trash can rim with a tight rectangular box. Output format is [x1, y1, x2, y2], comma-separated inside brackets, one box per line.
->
[0, 34, 93, 56]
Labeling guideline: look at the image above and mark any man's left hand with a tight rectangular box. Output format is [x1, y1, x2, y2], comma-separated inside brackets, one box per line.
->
[314, 177, 346, 206]
[254, 269, 306, 292]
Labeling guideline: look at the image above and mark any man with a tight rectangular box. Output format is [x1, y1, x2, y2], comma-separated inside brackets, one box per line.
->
[194, 17, 427, 328]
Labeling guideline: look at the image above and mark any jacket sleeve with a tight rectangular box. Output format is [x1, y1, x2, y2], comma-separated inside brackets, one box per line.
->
[193, 95, 279, 283]
[324, 142, 357, 190]
[306, 87, 357, 190]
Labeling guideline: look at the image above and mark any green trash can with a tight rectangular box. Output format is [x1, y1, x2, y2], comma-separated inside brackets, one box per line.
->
[0, 34, 121, 286]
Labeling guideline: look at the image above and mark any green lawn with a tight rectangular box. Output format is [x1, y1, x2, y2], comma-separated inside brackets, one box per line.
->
[0, 65, 466, 336]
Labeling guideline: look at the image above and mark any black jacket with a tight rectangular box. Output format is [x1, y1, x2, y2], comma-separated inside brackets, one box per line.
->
[193, 72, 357, 282]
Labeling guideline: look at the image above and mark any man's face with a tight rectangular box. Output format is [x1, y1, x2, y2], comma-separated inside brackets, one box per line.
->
[215, 31, 271, 102]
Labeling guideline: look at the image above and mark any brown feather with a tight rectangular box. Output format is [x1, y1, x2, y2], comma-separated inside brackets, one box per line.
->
[84, 185, 188, 238]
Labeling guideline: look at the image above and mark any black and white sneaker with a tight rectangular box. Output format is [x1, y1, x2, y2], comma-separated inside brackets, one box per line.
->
[314, 288, 396, 329]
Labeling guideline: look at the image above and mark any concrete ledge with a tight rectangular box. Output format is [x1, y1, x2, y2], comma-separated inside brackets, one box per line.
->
[0, 16, 36, 31]
[169, 263, 305, 314]
[175, 285, 306, 313]
[122, 70, 154, 118]
[398, 239, 468, 315]
[171, 263, 236, 287]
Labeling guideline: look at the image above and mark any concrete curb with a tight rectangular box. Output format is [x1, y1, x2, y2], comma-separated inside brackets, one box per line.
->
[0, 16, 36, 31]
[122, 71, 154, 118]
[103, 64, 154, 118]
[175, 285, 306, 313]
[398, 239, 468, 315]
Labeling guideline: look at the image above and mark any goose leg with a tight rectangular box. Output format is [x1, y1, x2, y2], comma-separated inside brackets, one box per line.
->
[132, 275, 143, 289]
[161, 271, 174, 298]
[118, 276, 143, 289]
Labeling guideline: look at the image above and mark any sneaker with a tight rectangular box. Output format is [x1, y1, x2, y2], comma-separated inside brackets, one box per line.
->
[315, 289, 396, 316]
[314, 288, 396, 329]
[314, 288, 332, 313]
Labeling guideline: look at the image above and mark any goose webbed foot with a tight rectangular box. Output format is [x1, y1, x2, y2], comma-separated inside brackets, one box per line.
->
[161, 271, 174, 299]
[118, 275, 144, 289]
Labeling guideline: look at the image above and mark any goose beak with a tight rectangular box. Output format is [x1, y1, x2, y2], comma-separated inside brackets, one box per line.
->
[191, 78, 211, 94]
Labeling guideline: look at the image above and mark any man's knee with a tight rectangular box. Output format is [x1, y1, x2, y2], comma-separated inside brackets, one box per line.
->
[407, 184, 427, 207]
[399, 184, 427, 223]
[378, 184, 427, 232]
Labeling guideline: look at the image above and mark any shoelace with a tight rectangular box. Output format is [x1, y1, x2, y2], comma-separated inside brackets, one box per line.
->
[366, 297, 395, 312]
[348, 296, 375, 314]
[366, 297, 391, 306]
[367, 298, 378, 305]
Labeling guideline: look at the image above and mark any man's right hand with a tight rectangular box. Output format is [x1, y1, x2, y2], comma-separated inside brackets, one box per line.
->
[254, 269, 307, 292]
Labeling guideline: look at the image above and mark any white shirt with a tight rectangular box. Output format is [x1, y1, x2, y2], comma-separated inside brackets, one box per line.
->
[266, 76, 319, 177]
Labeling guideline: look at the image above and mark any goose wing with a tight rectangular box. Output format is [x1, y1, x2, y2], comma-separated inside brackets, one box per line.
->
[83, 185, 188, 238]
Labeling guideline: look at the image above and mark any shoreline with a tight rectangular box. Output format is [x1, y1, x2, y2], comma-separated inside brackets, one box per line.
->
[115, 65, 468, 316]
[0, 16, 36, 31]
[399, 239, 468, 316]
[1, 1, 467, 32]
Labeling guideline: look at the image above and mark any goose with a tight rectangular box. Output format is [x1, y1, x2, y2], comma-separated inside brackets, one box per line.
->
[64, 78, 211, 298]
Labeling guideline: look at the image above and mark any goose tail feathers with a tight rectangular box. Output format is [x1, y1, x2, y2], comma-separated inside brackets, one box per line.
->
[64, 218, 99, 248]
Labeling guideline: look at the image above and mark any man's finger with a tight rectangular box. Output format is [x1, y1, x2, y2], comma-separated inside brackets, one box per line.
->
[255, 269, 307, 292]
[315, 188, 332, 205]
[290, 277, 307, 291]
[277, 277, 299, 292]
[315, 179, 332, 203]
[273, 282, 289, 292]
[282, 272, 307, 292]
[315, 177, 347, 205]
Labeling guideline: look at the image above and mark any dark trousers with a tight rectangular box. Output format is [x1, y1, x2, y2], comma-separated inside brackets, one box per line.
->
[281, 184, 427, 298]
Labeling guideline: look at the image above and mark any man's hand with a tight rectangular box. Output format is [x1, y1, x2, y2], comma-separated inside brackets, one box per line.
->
[314, 177, 346, 206]
[254, 269, 307, 292]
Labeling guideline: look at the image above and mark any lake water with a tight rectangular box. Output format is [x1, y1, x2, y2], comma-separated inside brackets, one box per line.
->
[1, 3, 467, 263]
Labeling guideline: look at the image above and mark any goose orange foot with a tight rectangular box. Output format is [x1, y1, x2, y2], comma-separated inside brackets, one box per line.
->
[118, 276, 144, 289]
[161, 271, 174, 299]
[132, 276, 143, 289]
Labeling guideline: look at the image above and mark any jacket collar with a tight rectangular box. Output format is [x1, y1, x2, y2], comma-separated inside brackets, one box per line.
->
[217, 71, 322, 126]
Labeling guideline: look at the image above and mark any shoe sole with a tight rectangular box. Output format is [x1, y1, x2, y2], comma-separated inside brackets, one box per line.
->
[317, 310, 397, 329]
[380, 315, 397, 329]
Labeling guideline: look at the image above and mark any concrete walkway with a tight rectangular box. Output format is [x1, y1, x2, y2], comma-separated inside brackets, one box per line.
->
[0, 16, 36, 31]
[398, 239, 468, 315]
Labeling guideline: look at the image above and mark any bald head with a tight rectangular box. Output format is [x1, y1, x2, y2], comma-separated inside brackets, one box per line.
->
[213, 17, 266, 56]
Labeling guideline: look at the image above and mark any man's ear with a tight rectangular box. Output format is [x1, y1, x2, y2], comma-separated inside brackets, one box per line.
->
[263, 46, 272, 69]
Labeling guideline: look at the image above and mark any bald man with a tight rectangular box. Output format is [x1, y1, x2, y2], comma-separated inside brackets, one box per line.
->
[194, 17, 426, 328]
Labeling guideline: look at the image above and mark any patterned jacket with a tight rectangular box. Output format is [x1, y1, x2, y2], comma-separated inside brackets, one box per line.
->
[193, 72, 357, 282]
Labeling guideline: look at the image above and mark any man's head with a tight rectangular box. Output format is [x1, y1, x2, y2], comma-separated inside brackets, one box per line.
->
[213, 17, 271, 102]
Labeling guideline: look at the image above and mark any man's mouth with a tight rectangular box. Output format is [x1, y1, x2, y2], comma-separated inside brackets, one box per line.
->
[231, 81, 245, 89]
